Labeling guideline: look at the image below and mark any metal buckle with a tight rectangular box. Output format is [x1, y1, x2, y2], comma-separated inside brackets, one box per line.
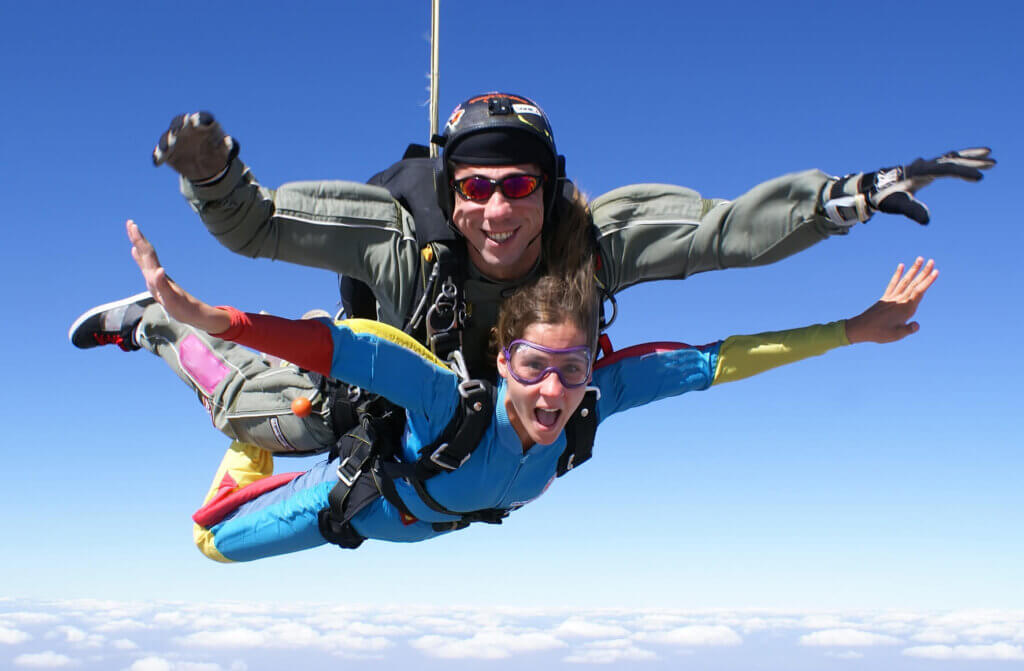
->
[458, 378, 487, 400]
[458, 378, 488, 412]
[426, 304, 458, 336]
[336, 455, 362, 487]
[447, 350, 469, 382]
[426, 279, 461, 337]
[429, 442, 471, 471]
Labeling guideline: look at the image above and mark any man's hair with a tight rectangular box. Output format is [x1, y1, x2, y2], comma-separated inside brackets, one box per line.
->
[540, 183, 596, 279]
[493, 259, 600, 355]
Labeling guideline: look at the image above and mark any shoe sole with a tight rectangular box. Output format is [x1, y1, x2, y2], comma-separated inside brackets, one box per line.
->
[68, 291, 155, 348]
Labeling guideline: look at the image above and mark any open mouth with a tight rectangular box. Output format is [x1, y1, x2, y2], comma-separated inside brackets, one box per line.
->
[534, 407, 561, 428]
[484, 229, 516, 244]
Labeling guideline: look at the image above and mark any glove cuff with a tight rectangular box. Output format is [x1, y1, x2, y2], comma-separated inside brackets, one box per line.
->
[189, 138, 240, 186]
[822, 173, 874, 227]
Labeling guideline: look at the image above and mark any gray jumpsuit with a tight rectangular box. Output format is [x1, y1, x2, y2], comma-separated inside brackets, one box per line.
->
[138, 157, 843, 454]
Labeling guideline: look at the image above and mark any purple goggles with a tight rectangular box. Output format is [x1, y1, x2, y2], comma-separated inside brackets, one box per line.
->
[502, 340, 593, 389]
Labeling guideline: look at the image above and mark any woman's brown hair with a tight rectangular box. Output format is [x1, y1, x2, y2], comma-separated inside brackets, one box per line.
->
[494, 260, 600, 355]
[486, 181, 600, 357]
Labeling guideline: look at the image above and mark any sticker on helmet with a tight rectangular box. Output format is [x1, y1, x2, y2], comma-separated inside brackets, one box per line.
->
[517, 115, 552, 140]
[512, 104, 541, 116]
[446, 106, 465, 130]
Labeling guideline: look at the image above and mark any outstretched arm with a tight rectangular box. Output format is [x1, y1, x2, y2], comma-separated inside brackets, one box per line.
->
[128, 220, 332, 374]
[150, 112, 421, 327]
[128, 220, 232, 334]
[595, 259, 939, 418]
[592, 148, 991, 295]
[129, 220, 456, 417]
[714, 257, 938, 384]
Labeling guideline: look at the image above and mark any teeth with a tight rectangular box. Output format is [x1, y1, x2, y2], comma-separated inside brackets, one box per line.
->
[486, 231, 513, 243]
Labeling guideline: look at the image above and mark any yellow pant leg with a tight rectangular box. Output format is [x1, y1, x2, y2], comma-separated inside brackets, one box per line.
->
[193, 441, 274, 563]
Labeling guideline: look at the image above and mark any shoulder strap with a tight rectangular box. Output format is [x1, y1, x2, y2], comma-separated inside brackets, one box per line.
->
[367, 156, 456, 247]
[557, 388, 600, 477]
[339, 155, 463, 320]
[364, 156, 471, 364]
[374, 379, 509, 528]
[380, 378, 493, 483]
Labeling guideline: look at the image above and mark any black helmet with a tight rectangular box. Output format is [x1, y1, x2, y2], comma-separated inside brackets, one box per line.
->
[432, 93, 565, 220]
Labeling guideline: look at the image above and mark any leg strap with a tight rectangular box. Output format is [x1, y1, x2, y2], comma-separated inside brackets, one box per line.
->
[317, 419, 381, 550]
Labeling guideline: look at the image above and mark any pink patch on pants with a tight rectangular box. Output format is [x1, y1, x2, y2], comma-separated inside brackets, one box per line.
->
[180, 334, 230, 395]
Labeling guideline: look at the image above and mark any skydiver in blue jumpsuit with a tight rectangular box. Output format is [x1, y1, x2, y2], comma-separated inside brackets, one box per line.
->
[128, 221, 938, 563]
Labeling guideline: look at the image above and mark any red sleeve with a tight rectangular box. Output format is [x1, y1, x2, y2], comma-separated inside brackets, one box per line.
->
[211, 306, 335, 376]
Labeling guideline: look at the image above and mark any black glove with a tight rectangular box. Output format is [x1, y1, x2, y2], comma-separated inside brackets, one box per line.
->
[823, 147, 995, 226]
[152, 112, 239, 184]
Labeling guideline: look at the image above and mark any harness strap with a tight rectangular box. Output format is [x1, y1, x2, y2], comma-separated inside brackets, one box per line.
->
[317, 418, 381, 550]
[378, 378, 507, 528]
[419, 378, 492, 475]
[430, 508, 509, 532]
[322, 375, 363, 437]
[377, 377, 493, 484]
[371, 462, 419, 521]
[557, 388, 600, 477]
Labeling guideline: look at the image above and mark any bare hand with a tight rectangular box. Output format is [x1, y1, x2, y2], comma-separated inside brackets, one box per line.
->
[845, 258, 939, 344]
[127, 220, 231, 334]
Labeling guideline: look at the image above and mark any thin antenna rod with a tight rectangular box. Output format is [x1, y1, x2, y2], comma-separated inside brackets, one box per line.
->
[429, 0, 441, 158]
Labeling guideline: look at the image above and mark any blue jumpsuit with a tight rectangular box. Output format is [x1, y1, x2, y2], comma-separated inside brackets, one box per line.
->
[192, 315, 847, 563]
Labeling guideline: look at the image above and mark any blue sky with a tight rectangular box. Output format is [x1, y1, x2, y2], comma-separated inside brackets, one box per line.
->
[2, 1, 1022, 668]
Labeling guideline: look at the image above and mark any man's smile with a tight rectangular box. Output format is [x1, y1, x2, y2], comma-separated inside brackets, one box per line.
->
[484, 228, 516, 244]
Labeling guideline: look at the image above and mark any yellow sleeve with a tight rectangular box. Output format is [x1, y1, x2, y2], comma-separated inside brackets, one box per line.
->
[713, 320, 850, 385]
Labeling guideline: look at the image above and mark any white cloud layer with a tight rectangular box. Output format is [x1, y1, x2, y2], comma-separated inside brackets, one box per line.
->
[1, 625, 31, 644]
[2, 599, 1024, 669]
[126, 656, 248, 671]
[903, 643, 1024, 660]
[411, 628, 567, 659]
[13, 650, 74, 668]
[799, 628, 901, 647]
[637, 624, 742, 647]
[553, 617, 631, 639]
[563, 638, 659, 664]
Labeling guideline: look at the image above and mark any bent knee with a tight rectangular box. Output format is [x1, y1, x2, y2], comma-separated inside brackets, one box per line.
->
[193, 523, 233, 563]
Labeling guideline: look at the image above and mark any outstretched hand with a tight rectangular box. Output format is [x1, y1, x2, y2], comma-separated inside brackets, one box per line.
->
[152, 112, 238, 183]
[127, 220, 231, 334]
[824, 147, 996, 226]
[845, 258, 939, 344]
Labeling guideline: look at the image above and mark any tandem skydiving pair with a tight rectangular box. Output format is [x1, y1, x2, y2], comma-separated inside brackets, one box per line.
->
[70, 93, 992, 560]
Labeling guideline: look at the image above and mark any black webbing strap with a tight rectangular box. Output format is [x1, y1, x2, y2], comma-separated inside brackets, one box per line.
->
[374, 378, 507, 529]
[418, 378, 492, 474]
[430, 507, 509, 532]
[372, 463, 419, 522]
[324, 377, 363, 437]
[375, 453, 508, 533]
[406, 476, 508, 525]
[317, 419, 380, 549]
[557, 388, 599, 477]
[379, 378, 493, 482]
